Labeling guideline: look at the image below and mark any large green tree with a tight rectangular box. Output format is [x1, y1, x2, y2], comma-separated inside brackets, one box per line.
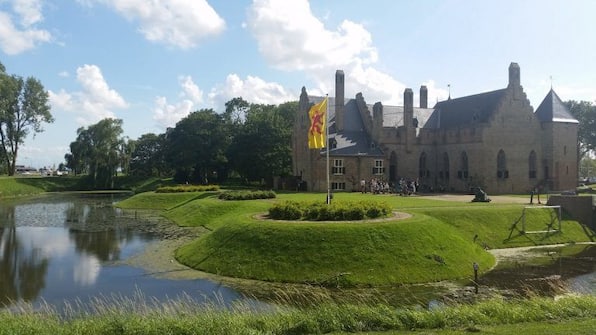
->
[0, 65, 53, 175]
[129, 133, 170, 177]
[65, 118, 125, 188]
[566, 100, 596, 159]
[228, 101, 296, 183]
[165, 109, 231, 184]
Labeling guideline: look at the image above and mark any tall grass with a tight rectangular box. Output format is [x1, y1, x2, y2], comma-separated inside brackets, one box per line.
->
[0, 294, 594, 334]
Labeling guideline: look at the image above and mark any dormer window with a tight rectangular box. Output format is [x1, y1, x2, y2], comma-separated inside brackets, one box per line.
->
[329, 138, 337, 149]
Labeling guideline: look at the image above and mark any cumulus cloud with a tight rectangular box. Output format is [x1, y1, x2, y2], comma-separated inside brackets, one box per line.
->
[246, 0, 449, 107]
[247, 0, 376, 71]
[153, 75, 203, 129]
[208, 73, 296, 108]
[0, 0, 51, 55]
[48, 64, 128, 125]
[86, 0, 225, 49]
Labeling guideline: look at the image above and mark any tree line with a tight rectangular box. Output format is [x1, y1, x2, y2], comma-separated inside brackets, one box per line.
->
[63, 97, 297, 188]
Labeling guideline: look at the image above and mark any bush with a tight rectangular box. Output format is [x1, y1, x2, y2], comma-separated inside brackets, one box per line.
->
[268, 200, 391, 221]
[218, 190, 276, 200]
[155, 184, 220, 193]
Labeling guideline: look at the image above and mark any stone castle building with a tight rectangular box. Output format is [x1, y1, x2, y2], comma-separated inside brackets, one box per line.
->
[292, 63, 578, 194]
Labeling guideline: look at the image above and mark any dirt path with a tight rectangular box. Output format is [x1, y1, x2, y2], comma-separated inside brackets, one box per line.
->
[418, 193, 530, 204]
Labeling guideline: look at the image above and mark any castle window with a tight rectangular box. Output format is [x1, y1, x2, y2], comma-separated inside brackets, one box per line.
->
[373, 159, 385, 175]
[497, 149, 508, 179]
[528, 151, 537, 179]
[458, 151, 469, 179]
[331, 182, 346, 190]
[441, 152, 450, 180]
[564, 145, 567, 155]
[332, 159, 345, 175]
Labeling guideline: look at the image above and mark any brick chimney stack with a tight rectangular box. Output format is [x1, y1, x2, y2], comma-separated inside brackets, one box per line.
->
[420, 85, 428, 108]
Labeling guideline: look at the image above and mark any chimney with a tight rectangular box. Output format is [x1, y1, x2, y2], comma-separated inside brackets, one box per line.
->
[335, 70, 345, 131]
[404, 88, 413, 128]
[508, 62, 520, 88]
[420, 85, 428, 108]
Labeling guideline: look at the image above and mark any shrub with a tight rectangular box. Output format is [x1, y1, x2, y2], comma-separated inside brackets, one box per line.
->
[155, 185, 220, 193]
[218, 190, 276, 200]
[268, 200, 391, 221]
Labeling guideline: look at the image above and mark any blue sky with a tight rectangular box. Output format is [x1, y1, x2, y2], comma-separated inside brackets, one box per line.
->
[1, 0, 595, 168]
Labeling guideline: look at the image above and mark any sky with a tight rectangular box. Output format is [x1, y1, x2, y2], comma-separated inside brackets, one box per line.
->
[1, 0, 595, 168]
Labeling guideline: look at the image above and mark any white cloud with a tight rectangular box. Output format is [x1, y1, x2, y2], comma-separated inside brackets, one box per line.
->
[12, 0, 43, 26]
[152, 96, 194, 130]
[248, 0, 376, 72]
[0, 10, 51, 54]
[247, 0, 415, 105]
[152, 75, 206, 129]
[89, 0, 225, 49]
[178, 75, 204, 104]
[48, 64, 128, 125]
[208, 73, 296, 108]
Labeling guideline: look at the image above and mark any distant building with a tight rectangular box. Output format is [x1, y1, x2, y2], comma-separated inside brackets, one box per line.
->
[292, 63, 578, 194]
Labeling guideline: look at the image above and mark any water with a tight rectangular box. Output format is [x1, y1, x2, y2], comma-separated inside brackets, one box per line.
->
[0, 193, 251, 310]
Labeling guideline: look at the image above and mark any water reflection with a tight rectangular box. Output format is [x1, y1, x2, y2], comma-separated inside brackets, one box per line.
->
[0, 194, 248, 310]
[0, 226, 49, 305]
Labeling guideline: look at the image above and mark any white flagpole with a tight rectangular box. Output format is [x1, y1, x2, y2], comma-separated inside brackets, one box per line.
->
[326, 94, 330, 205]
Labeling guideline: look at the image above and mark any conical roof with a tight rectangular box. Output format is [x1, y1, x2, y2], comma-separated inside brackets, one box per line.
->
[535, 89, 578, 123]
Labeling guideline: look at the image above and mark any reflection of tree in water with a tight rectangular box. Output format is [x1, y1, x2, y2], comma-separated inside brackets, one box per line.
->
[65, 202, 135, 262]
[0, 227, 49, 306]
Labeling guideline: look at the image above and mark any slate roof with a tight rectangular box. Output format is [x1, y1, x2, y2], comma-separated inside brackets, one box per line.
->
[535, 89, 579, 123]
[426, 89, 507, 129]
[309, 96, 384, 157]
[382, 106, 435, 128]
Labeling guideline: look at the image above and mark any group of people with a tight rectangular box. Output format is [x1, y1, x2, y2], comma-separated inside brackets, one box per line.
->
[360, 178, 391, 194]
[359, 178, 420, 196]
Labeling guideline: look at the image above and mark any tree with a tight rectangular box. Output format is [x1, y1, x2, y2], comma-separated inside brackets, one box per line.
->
[129, 133, 170, 177]
[165, 109, 230, 184]
[0, 66, 53, 175]
[566, 100, 596, 160]
[228, 101, 296, 183]
[65, 118, 125, 188]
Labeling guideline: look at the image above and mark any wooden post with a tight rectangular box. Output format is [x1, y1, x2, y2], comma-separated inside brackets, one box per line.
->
[473, 262, 479, 294]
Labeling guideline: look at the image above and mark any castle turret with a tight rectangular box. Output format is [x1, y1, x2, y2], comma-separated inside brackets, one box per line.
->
[335, 70, 345, 131]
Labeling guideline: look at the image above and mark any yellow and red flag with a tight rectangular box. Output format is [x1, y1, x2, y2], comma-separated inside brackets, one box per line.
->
[308, 97, 328, 149]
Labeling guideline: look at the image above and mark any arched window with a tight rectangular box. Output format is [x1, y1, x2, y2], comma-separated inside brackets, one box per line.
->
[528, 151, 537, 179]
[419, 152, 428, 178]
[458, 151, 469, 179]
[441, 152, 450, 179]
[497, 149, 508, 179]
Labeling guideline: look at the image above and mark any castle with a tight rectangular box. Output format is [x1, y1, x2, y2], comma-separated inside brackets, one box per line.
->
[292, 63, 578, 195]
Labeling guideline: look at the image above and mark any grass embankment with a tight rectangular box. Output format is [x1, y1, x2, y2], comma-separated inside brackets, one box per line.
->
[0, 295, 594, 335]
[0, 175, 174, 197]
[119, 191, 594, 286]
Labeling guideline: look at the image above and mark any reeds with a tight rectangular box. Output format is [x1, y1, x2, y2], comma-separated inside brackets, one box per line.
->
[1, 290, 594, 335]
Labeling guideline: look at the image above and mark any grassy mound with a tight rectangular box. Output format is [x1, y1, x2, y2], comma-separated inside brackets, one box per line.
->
[119, 191, 595, 286]
[175, 213, 495, 286]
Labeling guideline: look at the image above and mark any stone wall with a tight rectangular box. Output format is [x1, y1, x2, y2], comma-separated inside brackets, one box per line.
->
[547, 195, 595, 231]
